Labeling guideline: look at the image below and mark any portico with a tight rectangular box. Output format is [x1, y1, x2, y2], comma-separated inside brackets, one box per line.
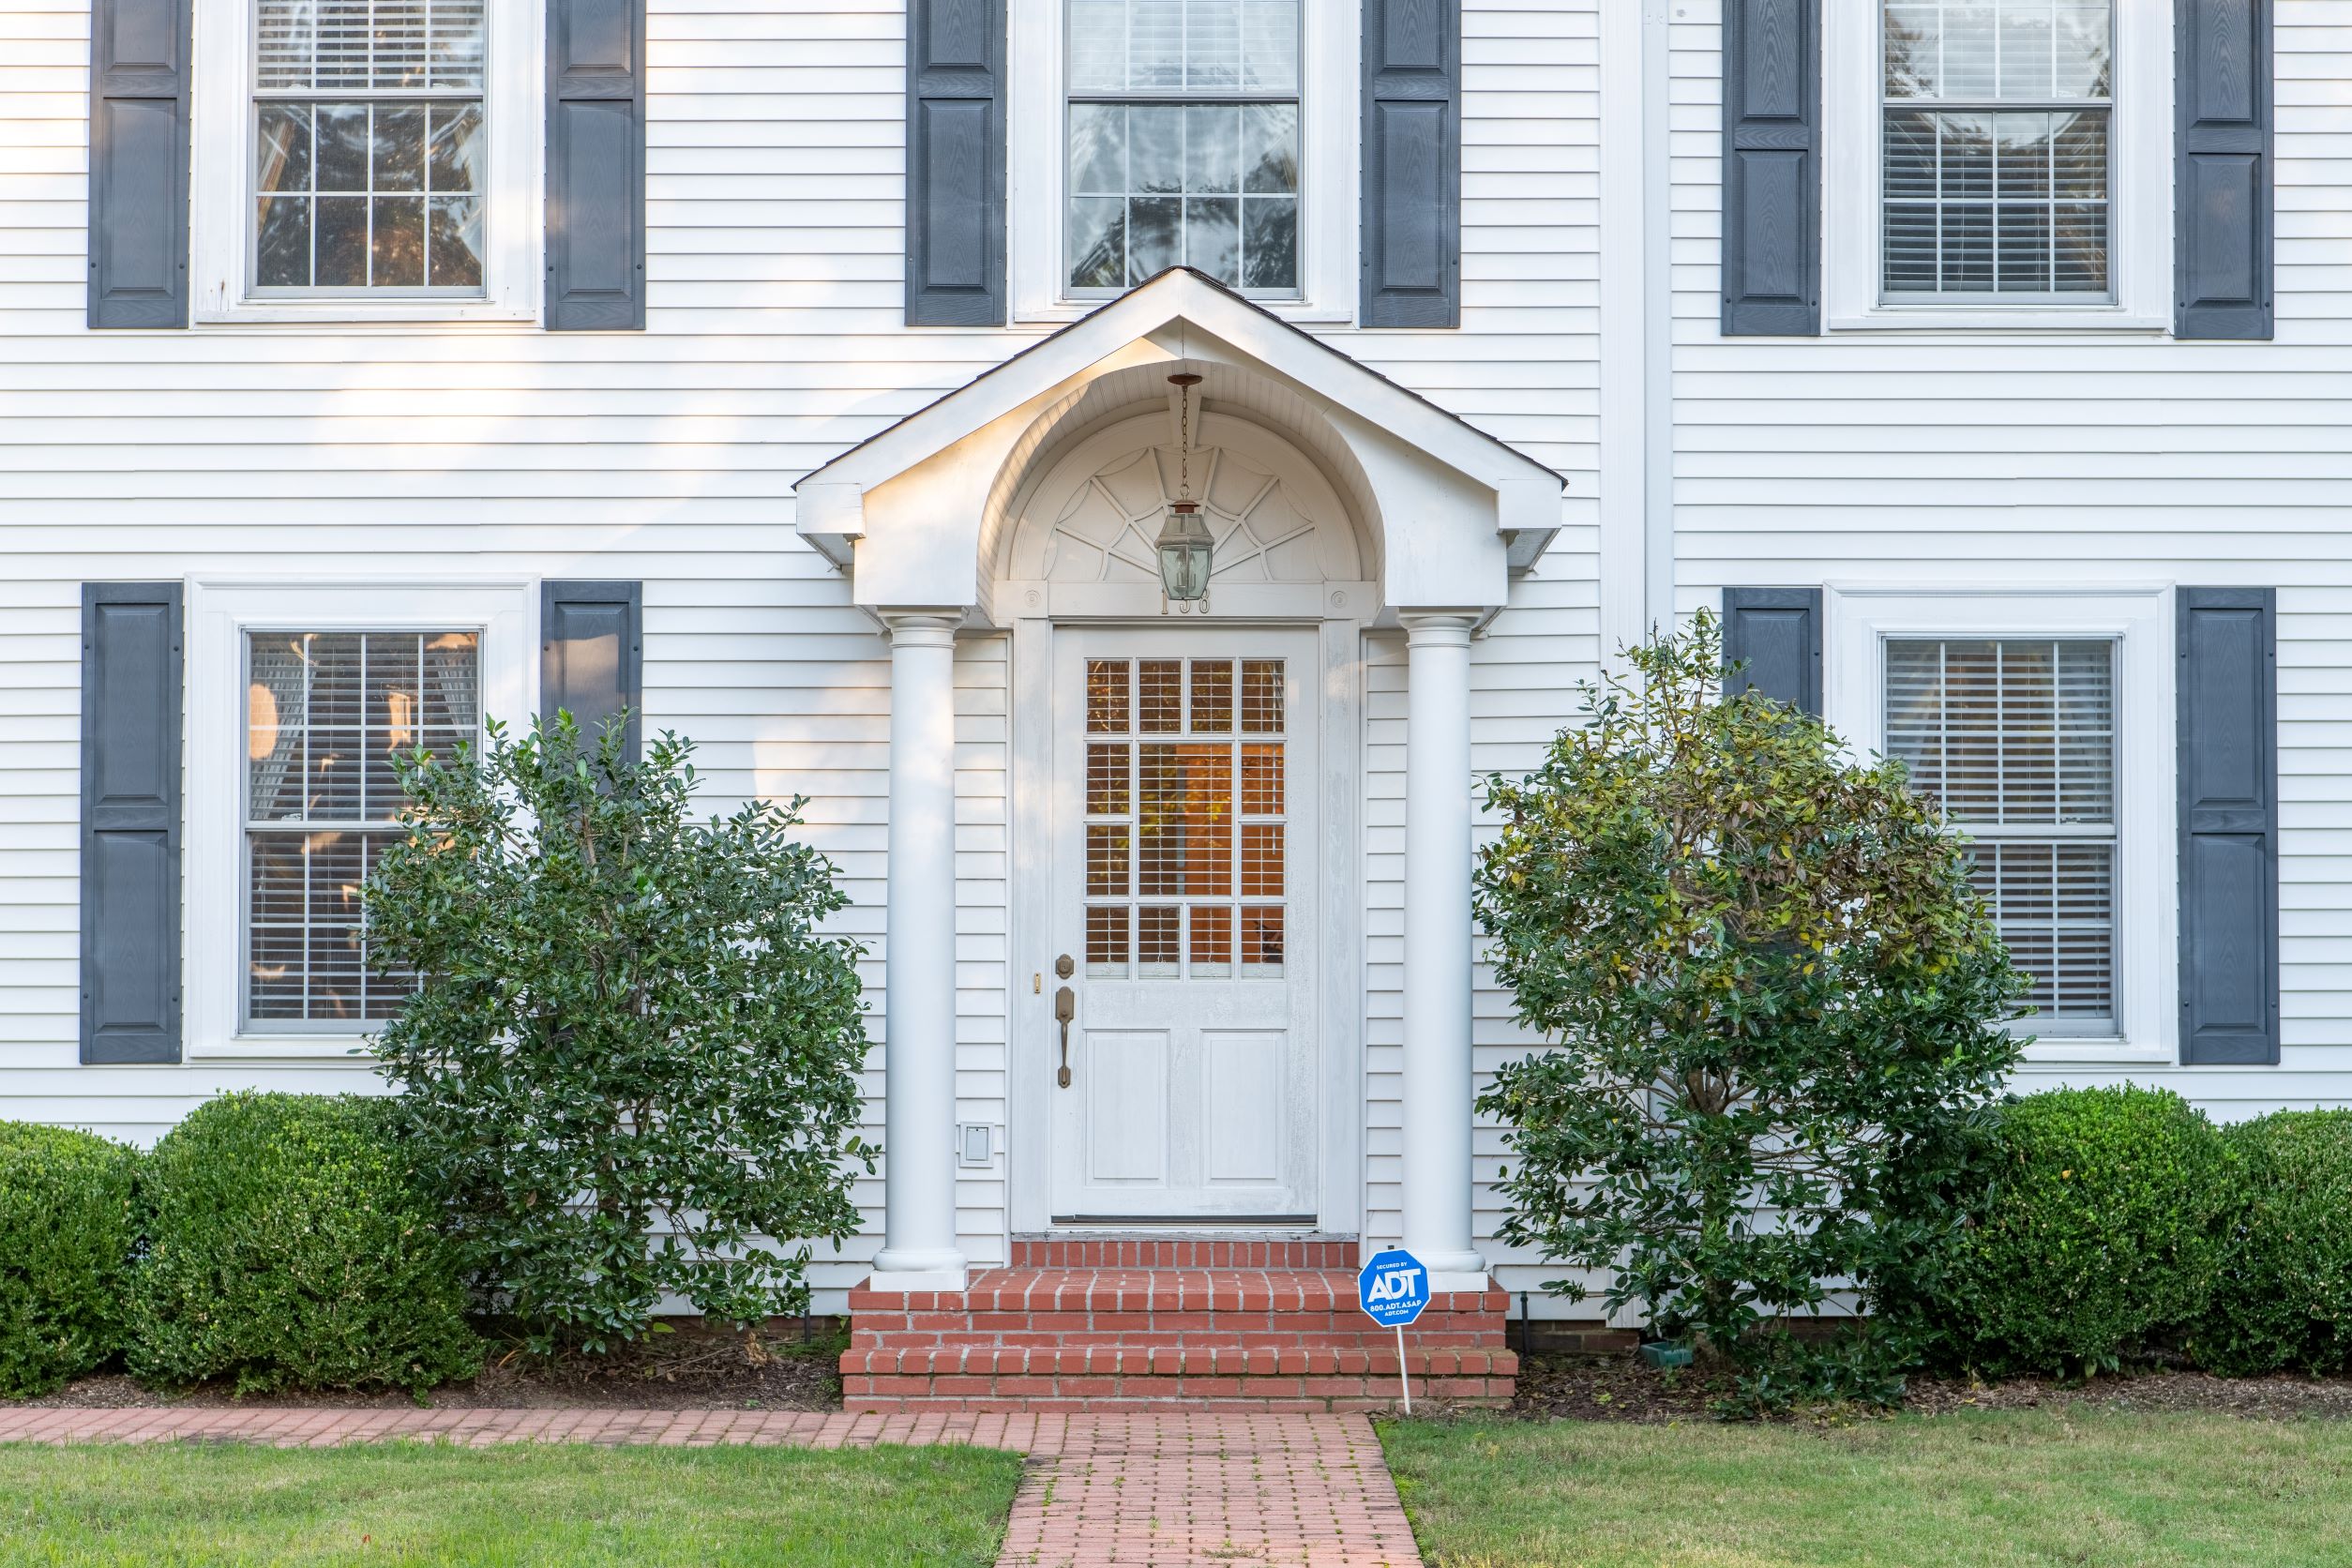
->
[795, 269, 1564, 1319]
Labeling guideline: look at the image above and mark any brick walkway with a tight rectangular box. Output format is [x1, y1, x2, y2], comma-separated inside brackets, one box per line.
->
[0, 1406, 1421, 1567]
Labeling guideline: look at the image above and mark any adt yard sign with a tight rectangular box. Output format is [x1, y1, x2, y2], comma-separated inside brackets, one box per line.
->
[1357, 1248, 1430, 1411]
[1357, 1250, 1430, 1327]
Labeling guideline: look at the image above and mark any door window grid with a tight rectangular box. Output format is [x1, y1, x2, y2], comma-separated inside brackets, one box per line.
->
[1085, 656, 1286, 980]
[244, 628, 480, 1026]
[1881, 0, 2112, 298]
[1885, 638, 2116, 1030]
[250, 0, 488, 293]
[1065, 0, 1302, 296]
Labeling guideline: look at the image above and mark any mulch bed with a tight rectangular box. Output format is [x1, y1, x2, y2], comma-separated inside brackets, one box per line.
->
[1506, 1350, 2352, 1424]
[23, 1319, 845, 1411]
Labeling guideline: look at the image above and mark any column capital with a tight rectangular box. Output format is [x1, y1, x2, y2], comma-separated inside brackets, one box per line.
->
[877, 608, 963, 645]
[1396, 610, 1482, 644]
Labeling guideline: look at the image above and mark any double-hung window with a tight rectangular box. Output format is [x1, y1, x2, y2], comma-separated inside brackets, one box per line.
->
[251, 0, 488, 294]
[1065, 0, 1303, 296]
[186, 580, 531, 1056]
[1884, 638, 2117, 1032]
[188, 0, 537, 320]
[244, 629, 481, 1026]
[1823, 1, 2163, 327]
[1881, 2, 2112, 299]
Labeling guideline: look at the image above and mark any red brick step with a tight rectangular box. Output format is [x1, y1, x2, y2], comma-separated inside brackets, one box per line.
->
[845, 1247, 1515, 1411]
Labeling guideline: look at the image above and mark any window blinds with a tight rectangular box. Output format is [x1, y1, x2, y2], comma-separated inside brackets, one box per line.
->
[256, 0, 486, 92]
[1886, 638, 2117, 1026]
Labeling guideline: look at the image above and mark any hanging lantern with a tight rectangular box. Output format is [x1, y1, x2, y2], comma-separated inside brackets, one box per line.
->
[1156, 372, 1213, 603]
[1157, 501, 1214, 602]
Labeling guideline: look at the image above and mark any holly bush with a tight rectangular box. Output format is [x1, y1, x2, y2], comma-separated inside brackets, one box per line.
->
[1474, 613, 2028, 1405]
[364, 715, 872, 1354]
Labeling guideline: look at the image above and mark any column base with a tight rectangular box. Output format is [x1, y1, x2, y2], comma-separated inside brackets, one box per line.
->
[1410, 1249, 1491, 1295]
[868, 1247, 969, 1293]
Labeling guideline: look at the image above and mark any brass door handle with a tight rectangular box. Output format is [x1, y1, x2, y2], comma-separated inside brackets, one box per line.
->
[1054, 983, 1075, 1088]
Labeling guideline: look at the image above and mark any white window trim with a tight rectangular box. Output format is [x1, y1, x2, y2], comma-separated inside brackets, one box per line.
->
[185, 577, 537, 1060]
[1007, 0, 1357, 325]
[1823, 583, 2177, 1065]
[1822, 4, 2173, 334]
[188, 0, 543, 325]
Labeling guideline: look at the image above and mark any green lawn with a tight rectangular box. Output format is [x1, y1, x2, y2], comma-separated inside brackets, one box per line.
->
[0, 1440, 1024, 1567]
[1380, 1410, 2352, 1568]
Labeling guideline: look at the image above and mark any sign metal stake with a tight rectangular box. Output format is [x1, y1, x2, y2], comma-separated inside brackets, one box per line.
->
[1357, 1246, 1431, 1419]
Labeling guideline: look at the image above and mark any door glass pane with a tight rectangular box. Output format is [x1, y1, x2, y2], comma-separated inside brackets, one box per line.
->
[1081, 655, 1286, 980]
[1087, 904, 1130, 977]
[1189, 904, 1231, 977]
[1088, 657, 1130, 731]
[1190, 657, 1232, 732]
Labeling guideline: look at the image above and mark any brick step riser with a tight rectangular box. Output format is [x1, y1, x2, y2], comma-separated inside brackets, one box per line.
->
[862, 1294, 1502, 1314]
[1009, 1239, 1359, 1270]
[846, 1349, 1518, 1377]
[840, 1374, 1513, 1410]
[855, 1329, 1508, 1351]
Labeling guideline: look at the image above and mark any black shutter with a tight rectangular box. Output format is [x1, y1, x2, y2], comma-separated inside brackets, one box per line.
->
[542, 581, 643, 761]
[88, 0, 190, 328]
[546, 0, 647, 330]
[1721, 587, 1821, 716]
[2178, 587, 2279, 1065]
[905, 0, 1005, 326]
[81, 584, 182, 1063]
[2176, 0, 2272, 339]
[1361, 0, 1459, 328]
[1720, 0, 1818, 337]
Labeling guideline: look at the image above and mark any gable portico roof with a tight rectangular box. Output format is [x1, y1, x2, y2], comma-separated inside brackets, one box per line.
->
[792, 269, 1566, 615]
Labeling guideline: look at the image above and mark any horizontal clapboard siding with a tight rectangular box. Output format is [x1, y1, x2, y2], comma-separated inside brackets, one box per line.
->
[0, 0, 1598, 1306]
[1671, 1, 2352, 1126]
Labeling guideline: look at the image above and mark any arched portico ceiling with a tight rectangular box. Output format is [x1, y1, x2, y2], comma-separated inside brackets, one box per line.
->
[792, 268, 1566, 626]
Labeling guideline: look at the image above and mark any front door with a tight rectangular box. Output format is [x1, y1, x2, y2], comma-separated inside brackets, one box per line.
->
[1048, 627, 1319, 1223]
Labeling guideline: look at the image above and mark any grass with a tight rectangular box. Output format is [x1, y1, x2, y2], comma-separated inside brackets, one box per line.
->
[1380, 1410, 2352, 1567]
[0, 1440, 1024, 1567]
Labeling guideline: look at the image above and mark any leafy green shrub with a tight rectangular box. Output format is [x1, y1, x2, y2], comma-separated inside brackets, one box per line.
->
[2190, 1110, 2352, 1376]
[1937, 1086, 2233, 1377]
[364, 716, 872, 1355]
[128, 1093, 480, 1395]
[0, 1123, 138, 1396]
[1474, 614, 2027, 1409]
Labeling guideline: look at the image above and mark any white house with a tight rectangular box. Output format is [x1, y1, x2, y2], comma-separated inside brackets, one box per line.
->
[2, 0, 2337, 1407]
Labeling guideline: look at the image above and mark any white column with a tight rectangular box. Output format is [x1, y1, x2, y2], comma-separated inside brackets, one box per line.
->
[871, 611, 968, 1289]
[1399, 611, 1488, 1290]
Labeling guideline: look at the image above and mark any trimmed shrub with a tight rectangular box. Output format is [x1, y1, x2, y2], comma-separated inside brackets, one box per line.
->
[1938, 1086, 2234, 1377]
[0, 1123, 138, 1396]
[2191, 1110, 2352, 1377]
[128, 1093, 480, 1395]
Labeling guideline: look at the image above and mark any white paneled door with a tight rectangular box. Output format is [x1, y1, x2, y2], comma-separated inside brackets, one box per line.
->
[1048, 627, 1319, 1223]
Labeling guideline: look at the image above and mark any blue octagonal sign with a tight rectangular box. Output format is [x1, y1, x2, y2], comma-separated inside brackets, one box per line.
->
[1356, 1248, 1431, 1329]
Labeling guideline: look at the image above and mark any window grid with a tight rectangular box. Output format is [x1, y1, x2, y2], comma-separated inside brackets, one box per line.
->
[1064, 0, 1302, 297]
[251, 0, 487, 294]
[1885, 638, 2118, 1028]
[1083, 656, 1286, 981]
[245, 629, 479, 1027]
[1881, 0, 2112, 299]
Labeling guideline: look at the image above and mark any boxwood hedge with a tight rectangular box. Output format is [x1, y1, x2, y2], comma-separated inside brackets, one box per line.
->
[128, 1092, 480, 1396]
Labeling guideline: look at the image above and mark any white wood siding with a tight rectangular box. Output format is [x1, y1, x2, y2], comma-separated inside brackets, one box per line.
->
[0, 0, 1600, 1303]
[1669, 1, 2352, 1127]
